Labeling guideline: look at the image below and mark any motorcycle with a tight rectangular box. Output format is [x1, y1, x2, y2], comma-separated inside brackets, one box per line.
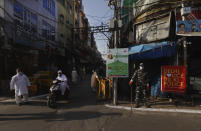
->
[47, 79, 69, 108]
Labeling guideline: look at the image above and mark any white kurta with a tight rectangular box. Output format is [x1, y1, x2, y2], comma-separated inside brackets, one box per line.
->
[10, 73, 31, 96]
[71, 70, 78, 83]
[91, 72, 98, 92]
[91, 72, 97, 88]
[56, 74, 69, 95]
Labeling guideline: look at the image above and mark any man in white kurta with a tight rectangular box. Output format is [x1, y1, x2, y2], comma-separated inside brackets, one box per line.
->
[56, 70, 69, 95]
[91, 71, 98, 92]
[71, 67, 78, 83]
[10, 68, 31, 106]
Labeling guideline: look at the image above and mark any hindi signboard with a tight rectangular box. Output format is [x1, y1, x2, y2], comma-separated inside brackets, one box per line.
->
[106, 48, 128, 78]
[161, 66, 186, 94]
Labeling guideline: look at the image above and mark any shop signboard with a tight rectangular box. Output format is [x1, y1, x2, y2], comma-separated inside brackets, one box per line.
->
[161, 66, 186, 94]
[136, 15, 170, 43]
[176, 7, 201, 36]
[106, 48, 128, 78]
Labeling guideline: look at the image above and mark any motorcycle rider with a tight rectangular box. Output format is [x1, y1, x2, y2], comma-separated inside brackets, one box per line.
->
[56, 70, 69, 96]
[129, 63, 148, 108]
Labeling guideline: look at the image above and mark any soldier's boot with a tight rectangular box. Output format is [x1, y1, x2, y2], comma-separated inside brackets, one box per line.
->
[135, 102, 139, 108]
[135, 99, 140, 108]
[144, 102, 149, 108]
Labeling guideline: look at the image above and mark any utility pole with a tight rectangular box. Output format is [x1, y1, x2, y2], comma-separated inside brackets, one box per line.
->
[181, 2, 187, 68]
[108, 0, 121, 105]
[181, 1, 188, 90]
[113, 0, 118, 105]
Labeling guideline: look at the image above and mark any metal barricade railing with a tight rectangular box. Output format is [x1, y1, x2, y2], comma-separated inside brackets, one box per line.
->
[96, 77, 112, 100]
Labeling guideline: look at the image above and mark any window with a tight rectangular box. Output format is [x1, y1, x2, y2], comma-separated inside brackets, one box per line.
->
[58, 0, 65, 6]
[66, 20, 69, 28]
[43, 0, 47, 9]
[42, 20, 55, 41]
[31, 13, 37, 25]
[31, 13, 37, 33]
[52, 1, 55, 16]
[23, 8, 31, 30]
[13, 3, 38, 34]
[14, 1, 23, 19]
[50, 26, 55, 41]
[43, 0, 55, 16]
[59, 14, 64, 24]
[48, 0, 51, 12]
[69, 5, 72, 15]
[42, 20, 47, 38]
[60, 34, 64, 40]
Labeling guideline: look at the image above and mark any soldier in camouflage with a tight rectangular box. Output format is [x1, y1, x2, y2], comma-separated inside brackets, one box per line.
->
[129, 63, 148, 108]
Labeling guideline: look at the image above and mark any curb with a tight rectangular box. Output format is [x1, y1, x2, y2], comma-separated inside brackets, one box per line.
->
[105, 104, 201, 114]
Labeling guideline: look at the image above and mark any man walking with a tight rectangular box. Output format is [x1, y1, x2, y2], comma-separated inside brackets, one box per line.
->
[10, 68, 31, 106]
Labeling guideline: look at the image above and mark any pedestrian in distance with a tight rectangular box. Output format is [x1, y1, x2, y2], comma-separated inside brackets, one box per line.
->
[10, 68, 31, 106]
[91, 70, 98, 93]
[71, 67, 78, 83]
[82, 66, 86, 80]
[129, 63, 149, 108]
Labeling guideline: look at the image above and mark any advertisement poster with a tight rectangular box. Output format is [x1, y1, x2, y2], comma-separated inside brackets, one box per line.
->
[161, 66, 186, 94]
[176, 7, 201, 36]
[106, 48, 128, 78]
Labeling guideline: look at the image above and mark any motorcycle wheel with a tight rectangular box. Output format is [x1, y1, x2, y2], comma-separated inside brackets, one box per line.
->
[47, 97, 56, 108]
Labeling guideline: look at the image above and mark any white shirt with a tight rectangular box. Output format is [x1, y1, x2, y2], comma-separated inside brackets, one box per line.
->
[56, 74, 69, 91]
[10, 73, 30, 96]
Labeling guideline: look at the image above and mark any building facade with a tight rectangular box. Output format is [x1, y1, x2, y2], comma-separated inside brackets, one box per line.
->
[120, 0, 201, 97]
[57, 0, 73, 47]
[0, 0, 58, 93]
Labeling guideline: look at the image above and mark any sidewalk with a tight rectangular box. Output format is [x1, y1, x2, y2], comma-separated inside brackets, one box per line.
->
[0, 96, 12, 101]
[105, 97, 201, 114]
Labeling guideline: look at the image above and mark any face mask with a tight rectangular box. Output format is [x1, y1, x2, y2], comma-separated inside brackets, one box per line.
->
[17, 72, 22, 75]
[139, 66, 143, 70]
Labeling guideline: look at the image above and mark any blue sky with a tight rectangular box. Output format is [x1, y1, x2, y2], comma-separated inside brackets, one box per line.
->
[82, 0, 113, 57]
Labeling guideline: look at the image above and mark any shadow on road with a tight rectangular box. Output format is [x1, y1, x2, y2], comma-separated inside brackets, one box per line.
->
[0, 79, 98, 108]
[0, 111, 122, 122]
[0, 100, 47, 106]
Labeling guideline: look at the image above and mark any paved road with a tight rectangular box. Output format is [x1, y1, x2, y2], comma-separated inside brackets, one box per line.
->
[1, 78, 201, 131]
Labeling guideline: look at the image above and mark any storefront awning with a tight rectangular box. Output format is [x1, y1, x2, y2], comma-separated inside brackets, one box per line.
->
[15, 39, 46, 50]
[129, 41, 177, 61]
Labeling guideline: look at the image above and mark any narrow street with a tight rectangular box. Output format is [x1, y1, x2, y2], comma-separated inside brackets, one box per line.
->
[0, 77, 201, 131]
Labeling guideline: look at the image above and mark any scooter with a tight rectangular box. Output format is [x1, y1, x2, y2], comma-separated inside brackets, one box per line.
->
[47, 79, 61, 108]
[47, 79, 70, 108]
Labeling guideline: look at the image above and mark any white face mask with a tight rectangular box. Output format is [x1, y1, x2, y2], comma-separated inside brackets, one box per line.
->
[139, 66, 143, 70]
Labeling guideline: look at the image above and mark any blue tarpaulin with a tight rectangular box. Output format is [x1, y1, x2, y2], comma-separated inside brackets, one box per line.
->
[129, 41, 177, 60]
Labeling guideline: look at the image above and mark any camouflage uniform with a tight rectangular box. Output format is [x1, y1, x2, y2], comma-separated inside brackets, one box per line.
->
[131, 64, 147, 108]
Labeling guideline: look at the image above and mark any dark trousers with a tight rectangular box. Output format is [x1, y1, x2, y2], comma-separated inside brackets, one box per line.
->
[135, 85, 147, 106]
